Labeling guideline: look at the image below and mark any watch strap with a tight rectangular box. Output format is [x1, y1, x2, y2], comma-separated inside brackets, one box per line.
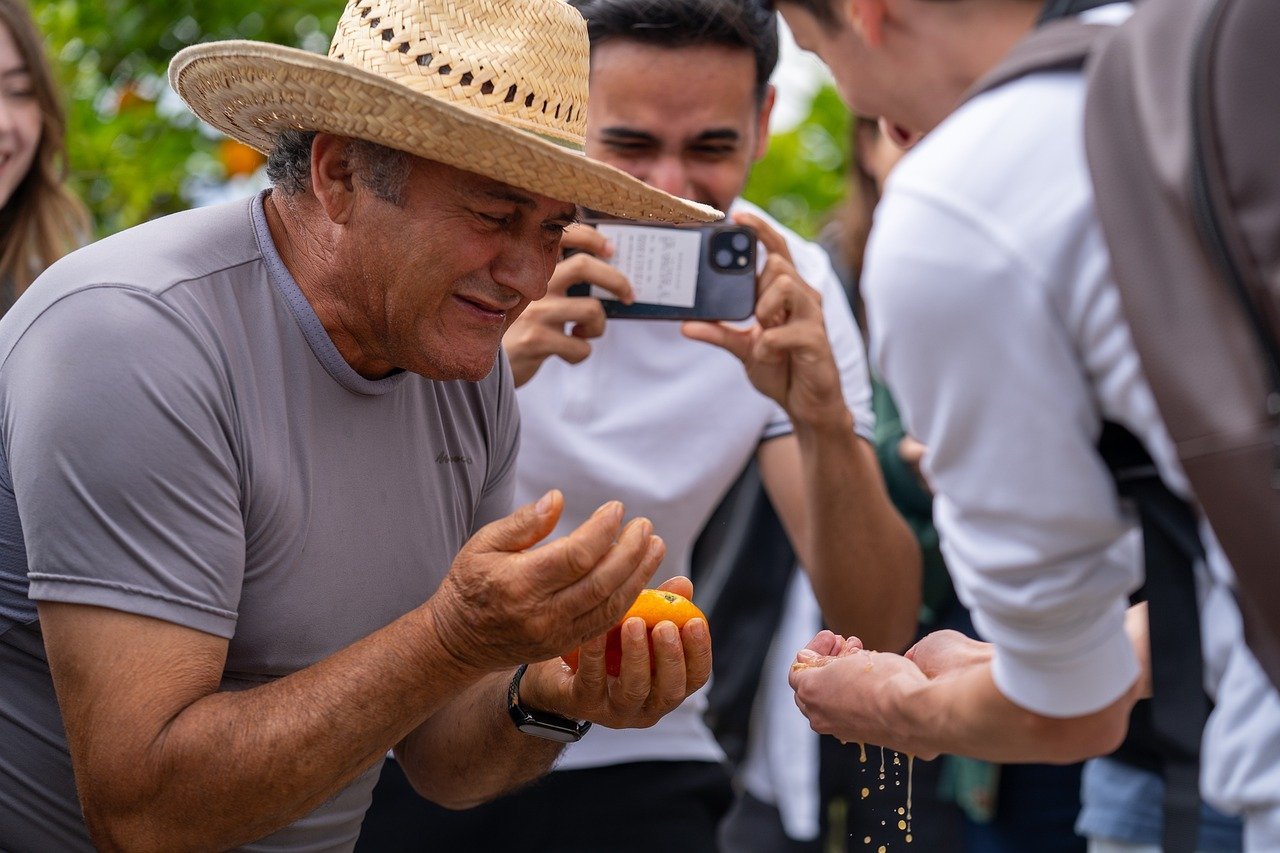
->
[506, 664, 592, 743]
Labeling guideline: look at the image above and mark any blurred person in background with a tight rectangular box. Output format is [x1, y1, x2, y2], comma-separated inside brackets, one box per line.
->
[822, 113, 1088, 853]
[777, 0, 1278, 849]
[0, 0, 87, 313]
[356, 1, 920, 851]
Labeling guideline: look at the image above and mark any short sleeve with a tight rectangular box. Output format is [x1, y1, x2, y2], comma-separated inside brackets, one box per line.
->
[2, 286, 246, 638]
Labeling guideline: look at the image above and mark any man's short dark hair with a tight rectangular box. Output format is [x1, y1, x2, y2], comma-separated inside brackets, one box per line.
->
[769, 0, 840, 25]
[568, 0, 779, 103]
[266, 130, 410, 205]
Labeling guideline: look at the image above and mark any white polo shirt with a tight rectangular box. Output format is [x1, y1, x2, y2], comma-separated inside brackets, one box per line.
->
[863, 54, 1280, 847]
[515, 199, 874, 770]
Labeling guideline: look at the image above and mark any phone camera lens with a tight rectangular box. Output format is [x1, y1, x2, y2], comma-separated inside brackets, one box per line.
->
[715, 248, 735, 268]
[731, 232, 750, 252]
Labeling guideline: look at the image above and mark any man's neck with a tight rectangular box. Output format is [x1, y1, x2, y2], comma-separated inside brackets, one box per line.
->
[908, 1, 1044, 132]
[262, 192, 395, 380]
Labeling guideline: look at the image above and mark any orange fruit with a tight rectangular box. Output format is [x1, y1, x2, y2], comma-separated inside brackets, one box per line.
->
[562, 588, 706, 677]
[218, 138, 267, 178]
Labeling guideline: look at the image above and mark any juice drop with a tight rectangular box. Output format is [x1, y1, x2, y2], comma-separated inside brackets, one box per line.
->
[861, 787, 870, 799]
[906, 755, 915, 839]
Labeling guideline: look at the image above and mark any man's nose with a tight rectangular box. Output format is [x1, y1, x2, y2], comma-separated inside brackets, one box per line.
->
[646, 156, 694, 201]
[492, 238, 555, 302]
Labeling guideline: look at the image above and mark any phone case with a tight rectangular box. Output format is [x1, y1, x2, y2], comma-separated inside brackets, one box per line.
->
[566, 219, 757, 321]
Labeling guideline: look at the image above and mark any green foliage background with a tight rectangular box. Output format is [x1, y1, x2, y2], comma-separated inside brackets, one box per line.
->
[744, 85, 850, 240]
[32, 1, 848, 240]
[33, 1, 341, 236]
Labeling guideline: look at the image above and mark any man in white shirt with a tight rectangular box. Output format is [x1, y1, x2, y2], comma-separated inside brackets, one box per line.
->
[355, 1, 921, 850]
[777, 0, 1280, 849]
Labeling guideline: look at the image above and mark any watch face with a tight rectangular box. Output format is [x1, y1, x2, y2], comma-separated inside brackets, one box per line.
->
[516, 720, 587, 744]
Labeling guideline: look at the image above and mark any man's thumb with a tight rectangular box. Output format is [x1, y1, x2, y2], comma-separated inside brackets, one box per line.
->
[473, 490, 564, 555]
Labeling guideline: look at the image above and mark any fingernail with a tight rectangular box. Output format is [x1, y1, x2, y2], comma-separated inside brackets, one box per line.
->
[594, 501, 623, 522]
[797, 649, 820, 663]
[688, 619, 707, 641]
[536, 491, 555, 516]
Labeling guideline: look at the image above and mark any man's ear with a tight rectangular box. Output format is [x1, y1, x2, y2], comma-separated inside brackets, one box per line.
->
[849, 0, 887, 48]
[752, 84, 777, 162]
[310, 133, 358, 225]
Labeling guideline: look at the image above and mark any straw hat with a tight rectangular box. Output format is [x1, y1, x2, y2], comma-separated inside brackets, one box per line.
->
[169, 0, 719, 223]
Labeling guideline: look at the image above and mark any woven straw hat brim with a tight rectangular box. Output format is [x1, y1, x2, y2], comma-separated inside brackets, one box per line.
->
[169, 41, 721, 224]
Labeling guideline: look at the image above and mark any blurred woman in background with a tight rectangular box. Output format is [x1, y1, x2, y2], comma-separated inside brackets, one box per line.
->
[0, 0, 87, 313]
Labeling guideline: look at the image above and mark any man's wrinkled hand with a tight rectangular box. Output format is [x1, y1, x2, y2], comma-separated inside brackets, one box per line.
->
[516, 577, 714, 730]
[426, 490, 664, 674]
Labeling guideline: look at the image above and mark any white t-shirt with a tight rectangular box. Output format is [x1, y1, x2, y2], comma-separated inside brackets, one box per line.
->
[863, 55, 1280, 847]
[515, 199, 874, 770]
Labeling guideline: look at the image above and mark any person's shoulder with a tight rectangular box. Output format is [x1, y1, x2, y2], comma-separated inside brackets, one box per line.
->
[37, 195, 263, 301]
[898, 72, 1086, 199]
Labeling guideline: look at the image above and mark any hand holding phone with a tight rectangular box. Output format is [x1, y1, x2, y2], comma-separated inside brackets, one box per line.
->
[682, 210, 851, 432]
[566, 217, 758, 321]
[503, 223, 634, 387]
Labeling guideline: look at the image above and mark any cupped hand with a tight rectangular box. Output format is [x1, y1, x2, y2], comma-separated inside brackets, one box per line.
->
[903, 629, 991, 680]
[517, 576, 713, 729]
[681, 212, 849, 431]
[788, 630, 938, 758]
[426, 490, 664, 674]
[504, 223, 634, 387]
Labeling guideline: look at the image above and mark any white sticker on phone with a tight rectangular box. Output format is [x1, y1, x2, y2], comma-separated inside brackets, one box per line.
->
[593, 224, 701, 308]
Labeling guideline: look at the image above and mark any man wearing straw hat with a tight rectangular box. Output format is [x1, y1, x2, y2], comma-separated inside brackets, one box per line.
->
[0, 0, 721, 850]
[356, 1, 922, 850]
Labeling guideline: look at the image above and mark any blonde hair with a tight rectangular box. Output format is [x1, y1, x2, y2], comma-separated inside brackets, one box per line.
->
[0, 0, 87, 293]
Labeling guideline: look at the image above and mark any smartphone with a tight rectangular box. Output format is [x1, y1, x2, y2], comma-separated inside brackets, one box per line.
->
[566, 217, 757, 321]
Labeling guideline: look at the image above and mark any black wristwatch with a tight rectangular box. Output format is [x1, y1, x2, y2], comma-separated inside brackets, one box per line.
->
[506, 664, 592, 743]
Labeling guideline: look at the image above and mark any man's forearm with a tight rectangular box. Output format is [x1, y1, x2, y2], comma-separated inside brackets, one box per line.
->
[894, 660, 1139, 763]
[58, 603, 489, 851]
[397, 669, 565, 809]
[796, 419, 921, 651]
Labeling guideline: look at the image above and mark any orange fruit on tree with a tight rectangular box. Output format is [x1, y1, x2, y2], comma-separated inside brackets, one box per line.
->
[218, 138, 267, 178]
[561, 588, 706, 677]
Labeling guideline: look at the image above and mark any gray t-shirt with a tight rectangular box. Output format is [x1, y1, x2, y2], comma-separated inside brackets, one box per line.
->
[0, 192, 519, 851]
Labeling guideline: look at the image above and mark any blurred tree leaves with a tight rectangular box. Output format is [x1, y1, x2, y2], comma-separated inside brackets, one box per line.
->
[32, 0, 341, 235]
[31, 0, 849, 240]
[743, 84, 850, 240]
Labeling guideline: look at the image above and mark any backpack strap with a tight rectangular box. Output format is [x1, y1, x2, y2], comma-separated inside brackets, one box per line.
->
[1098, 421, 1207, 853]
[959, 17, 1109, 107]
